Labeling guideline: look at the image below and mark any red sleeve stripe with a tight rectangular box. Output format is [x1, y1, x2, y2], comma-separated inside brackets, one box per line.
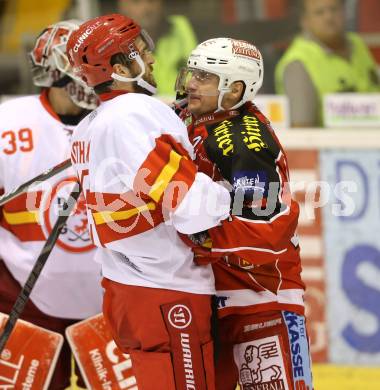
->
[2, 191, 42, 224]
[2, 210, 40, 224]
[135, 134, 196, 205]
[92, 204, 163, 245]
[92, 202, 156, 225]
[149, 150, 184, 202]
[0, 218, 45, 241]
[86, 190, 163, 245]
[86, 190, 149, 212]
[0, 190, 44, 239]
[2, 191, 42, 212]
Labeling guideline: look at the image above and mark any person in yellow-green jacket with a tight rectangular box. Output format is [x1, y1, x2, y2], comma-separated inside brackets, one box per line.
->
[118, 0, 197, 99]
[275, 0, 380, 127]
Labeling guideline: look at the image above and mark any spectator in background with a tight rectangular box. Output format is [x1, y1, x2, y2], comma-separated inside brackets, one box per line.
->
[275, 0, 380, 127]
[117, 0, 197, 98]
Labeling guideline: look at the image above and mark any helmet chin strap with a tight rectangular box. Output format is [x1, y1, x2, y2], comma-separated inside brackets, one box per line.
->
[228, 99, 245, 110]
[216, 91, 226, 112]
[216, 94, 244, 112]
[111, 55, 157, 95]
[136, 78, 156, 95]
[216, 82, 244, 112]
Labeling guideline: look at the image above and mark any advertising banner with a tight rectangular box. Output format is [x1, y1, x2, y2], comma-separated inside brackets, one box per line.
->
[254, 95, 290, 129]
[324, 94, 380, 128]
[320, 150, 380, 364]
[287, 150, 328, 363]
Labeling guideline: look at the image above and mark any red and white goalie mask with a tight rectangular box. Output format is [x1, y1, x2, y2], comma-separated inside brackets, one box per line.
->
[29, 19, 98, 110]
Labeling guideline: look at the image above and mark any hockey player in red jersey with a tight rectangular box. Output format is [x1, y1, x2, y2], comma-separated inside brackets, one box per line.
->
[67, 15, 231, 390]
[176, 38, 314, 390]
[0, 21, 102, 389]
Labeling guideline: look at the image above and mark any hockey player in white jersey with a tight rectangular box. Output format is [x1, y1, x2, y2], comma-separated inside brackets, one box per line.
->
[67, 14, 231, 390]
[0, 20, 102, 389]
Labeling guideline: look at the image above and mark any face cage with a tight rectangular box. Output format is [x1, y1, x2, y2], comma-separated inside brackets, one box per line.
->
[65, 80, 99, 110]
[29, 50, 60, 87]
[30, 66, 53, 87]
[53, 41, 89, 88]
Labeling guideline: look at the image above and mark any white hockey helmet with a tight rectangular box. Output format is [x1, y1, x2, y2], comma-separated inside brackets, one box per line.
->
[29, 20, 98, 109]
[176, 38, 264, 111]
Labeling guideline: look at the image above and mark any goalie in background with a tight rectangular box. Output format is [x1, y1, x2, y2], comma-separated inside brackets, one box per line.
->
[0, 20, 102, 389]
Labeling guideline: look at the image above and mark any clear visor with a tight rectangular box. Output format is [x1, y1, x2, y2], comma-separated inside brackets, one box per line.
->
[117, 29, 155, 60]
[175, 67, 220, 96]
[70, 29, 156, 91]
[140, 29, 155, 52]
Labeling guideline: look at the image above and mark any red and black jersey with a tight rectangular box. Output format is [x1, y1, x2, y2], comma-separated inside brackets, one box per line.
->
[185, 101, 305, 317]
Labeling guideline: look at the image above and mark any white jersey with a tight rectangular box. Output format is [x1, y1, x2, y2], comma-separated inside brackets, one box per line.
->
[0, 92, 102, 319]
[71, 93, 230, 294]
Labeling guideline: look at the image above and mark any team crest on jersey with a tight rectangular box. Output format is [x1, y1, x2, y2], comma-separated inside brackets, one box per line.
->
[234, 336, 289, 390]
[40, 177, 94, 252]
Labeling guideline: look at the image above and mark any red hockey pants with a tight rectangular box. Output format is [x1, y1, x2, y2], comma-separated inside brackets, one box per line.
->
[102, 277, 216, 390]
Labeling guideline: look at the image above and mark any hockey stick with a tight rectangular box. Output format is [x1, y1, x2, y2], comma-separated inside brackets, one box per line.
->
[0, 158, 72, 207]
[0, 182, 81, 354]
